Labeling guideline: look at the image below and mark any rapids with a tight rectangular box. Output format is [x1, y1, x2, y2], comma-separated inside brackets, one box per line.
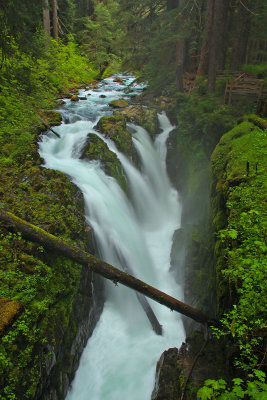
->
[39, 75, 185, 400]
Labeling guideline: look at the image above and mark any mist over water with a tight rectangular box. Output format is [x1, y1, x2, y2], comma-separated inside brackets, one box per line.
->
[39, 75, 185, 400]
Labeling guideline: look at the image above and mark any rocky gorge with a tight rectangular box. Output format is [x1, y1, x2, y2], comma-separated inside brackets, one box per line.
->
[1, 74, 266, 400]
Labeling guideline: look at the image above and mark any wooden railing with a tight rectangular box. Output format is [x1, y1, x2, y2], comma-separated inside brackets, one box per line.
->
[224, 73, 266, 104]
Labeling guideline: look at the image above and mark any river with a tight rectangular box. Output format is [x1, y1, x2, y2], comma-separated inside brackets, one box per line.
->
[39, 75, 185, 400]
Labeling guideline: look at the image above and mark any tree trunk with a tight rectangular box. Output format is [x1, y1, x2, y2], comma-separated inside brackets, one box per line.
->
[167, 0, 178, 11]
[52, 0, 58, 41]
[197, 0, 214, 76]
[207, 0, 230, 93]
[0, 209, 213, 326]
[230, 2, 251, 70]
[43, 0, 50, 38]
[175, 0, 186, 92]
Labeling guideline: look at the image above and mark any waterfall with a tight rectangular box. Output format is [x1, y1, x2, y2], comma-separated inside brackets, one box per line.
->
[39, 75, 185, 400]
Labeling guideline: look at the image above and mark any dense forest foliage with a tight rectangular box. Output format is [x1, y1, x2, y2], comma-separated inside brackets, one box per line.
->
[0, 0, 266, 399]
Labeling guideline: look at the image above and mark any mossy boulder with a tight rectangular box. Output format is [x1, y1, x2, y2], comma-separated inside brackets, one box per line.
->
[81, 133, 127, 192]
[113, 77, 124, 84]
[96, 115, 134, 158]
[71, 95, 79, 102]
[40, 110, 62, 127]
[109, 98, 129, 108]
[115, 105, 158, 135]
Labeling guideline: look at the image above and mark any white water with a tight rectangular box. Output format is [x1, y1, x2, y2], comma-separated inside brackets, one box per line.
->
[39, 75, 185, 400]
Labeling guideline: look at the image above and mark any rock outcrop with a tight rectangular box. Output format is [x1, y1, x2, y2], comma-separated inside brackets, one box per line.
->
[109, 98, 129, 108]
[115, 105, 158, 135]
[81, 133, 127, 192]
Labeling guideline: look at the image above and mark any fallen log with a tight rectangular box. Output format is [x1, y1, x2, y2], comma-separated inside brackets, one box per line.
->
[40, 119, 61, 138]
[120, 258, 163, 335]
[0, 209, 213, 326]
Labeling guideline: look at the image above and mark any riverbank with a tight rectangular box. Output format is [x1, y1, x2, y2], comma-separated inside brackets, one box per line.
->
[146, 87, 267, 398]
[0, 45, 106, 399]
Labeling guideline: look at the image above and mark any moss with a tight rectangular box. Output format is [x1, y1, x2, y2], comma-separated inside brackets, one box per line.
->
[39, 110, 63, 126]
[0, 154, 90, 398]
[0, 299, 24, 337]
[210, 116, 267, 369]
[96, 115, 134, 158]
[81, 133, 127, 192]
[115, 105, 159, 135]
[109, 98, 128, 108]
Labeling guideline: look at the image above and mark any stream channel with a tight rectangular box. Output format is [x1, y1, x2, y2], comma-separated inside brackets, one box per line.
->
[39, 75, 185, 400]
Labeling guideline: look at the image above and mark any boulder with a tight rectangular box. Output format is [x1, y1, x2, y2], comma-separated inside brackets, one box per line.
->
[40, 110, 62, 126]
[109, 99, 129, 108]
[96, 115, 133, 157]
[81, 133, 127, 192]
[113, 77, 124, 84]
[115, 105, 158, 135]
[71, 95, 79, 102]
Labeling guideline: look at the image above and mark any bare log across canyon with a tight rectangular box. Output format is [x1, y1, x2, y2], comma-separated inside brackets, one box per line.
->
[0, 209, 213, 326]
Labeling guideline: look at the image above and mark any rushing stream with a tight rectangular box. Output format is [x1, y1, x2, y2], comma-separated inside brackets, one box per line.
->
[39, 75, 185, 400]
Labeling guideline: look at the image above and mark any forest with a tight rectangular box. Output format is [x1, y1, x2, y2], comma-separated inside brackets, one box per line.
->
[0, 0, 266, 399]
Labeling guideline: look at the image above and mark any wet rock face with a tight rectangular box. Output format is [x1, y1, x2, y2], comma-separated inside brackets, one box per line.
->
[151, 348, 183, 400]
[35, 270, 104, 400]
[151, 333, 230, 400]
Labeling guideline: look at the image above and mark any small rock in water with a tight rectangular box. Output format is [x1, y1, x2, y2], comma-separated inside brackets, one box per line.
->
[114, 77, 124, 84]
[100, 95, 106, 98]
[71, 95, 79, 102]
[79, 97, 87, 100]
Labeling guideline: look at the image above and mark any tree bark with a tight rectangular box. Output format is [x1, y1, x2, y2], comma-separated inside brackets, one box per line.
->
[175, 0, 186, 92]
[197, 0, 214, 76]
[166, 0, 178, 11]
[230, 2, 251, 70]
[52, 0, 58, 41]
[207, 0, 230, 93]
[0, 209, 213, 326]
[43, 0, 50, 38]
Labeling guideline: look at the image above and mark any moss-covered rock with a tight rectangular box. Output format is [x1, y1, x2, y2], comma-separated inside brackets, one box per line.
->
[81, 133, 127, 192]
[0, 299, 24, 337]
[113, 77, 124, 84]
[109, 98, 129, 108]
[96, 115, 134, 158]
[115, 105, 158, 135]
[71, 94, 79, 102]
[40, 110, 62, 127]
[210, 119, 267, 368]
[0, 155, 104, 399]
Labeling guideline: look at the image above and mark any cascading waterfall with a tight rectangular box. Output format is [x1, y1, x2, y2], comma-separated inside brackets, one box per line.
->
[39, 75, 185, 400]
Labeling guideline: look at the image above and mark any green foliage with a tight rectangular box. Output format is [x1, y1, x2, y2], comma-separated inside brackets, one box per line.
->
[171, 91, 239, 154]
[0, 228, 83, 399]
[0, 30, 97, 399]
[0, 37, 97, 166]
[242, 63, 267, 77]
[197, 371, 267, 400]
[74, 0, 123, 77]
[211, 119, 267, 371]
